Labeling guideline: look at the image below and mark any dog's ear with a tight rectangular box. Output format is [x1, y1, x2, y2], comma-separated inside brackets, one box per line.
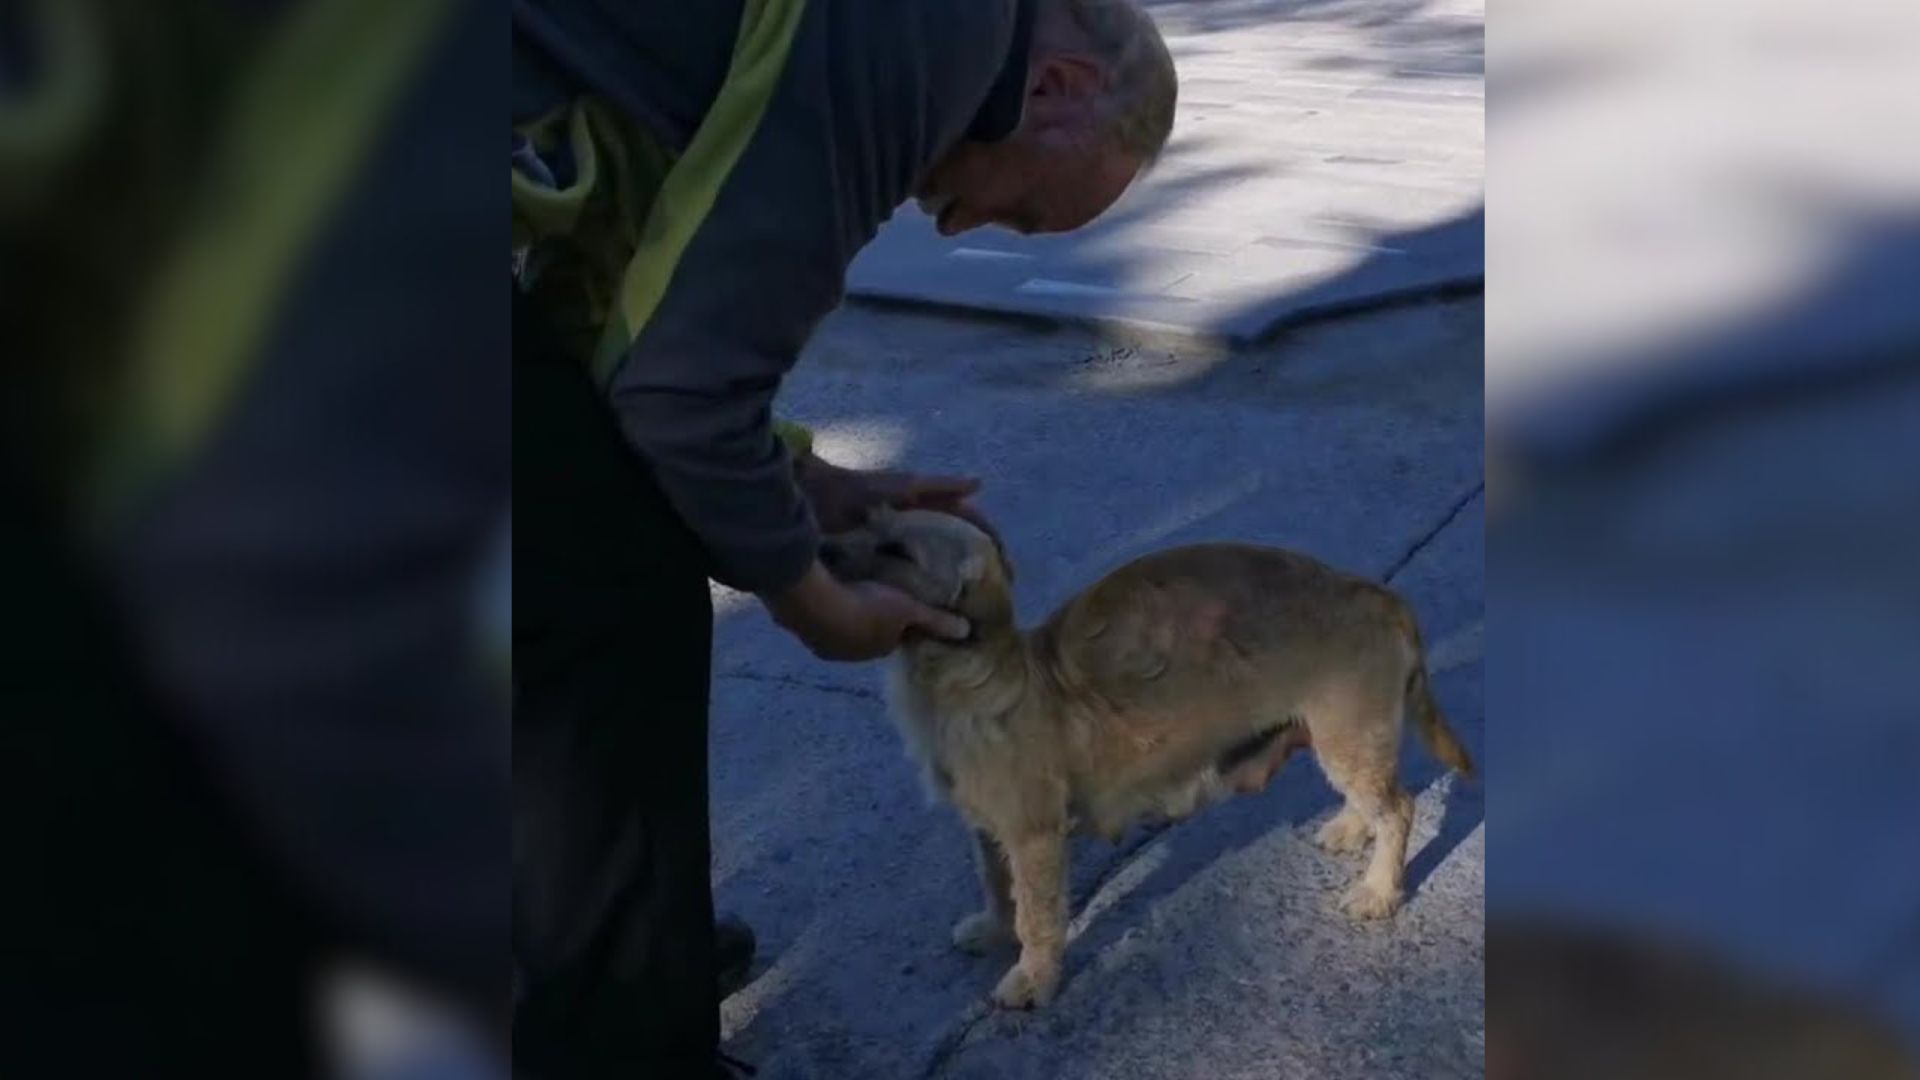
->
[951, 543, 1014, 627]
[947, 550, 984, 607]
[958, 551, 988, 585]
[946, 503, 1013, 584]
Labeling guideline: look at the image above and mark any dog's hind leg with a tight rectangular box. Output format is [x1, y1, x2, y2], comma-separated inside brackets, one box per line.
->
[990, 830, 1069, 1009]
[1311, 690, 1414, 920]
[1337, 775, 1412, 920]
[953, 830, 1017, 955]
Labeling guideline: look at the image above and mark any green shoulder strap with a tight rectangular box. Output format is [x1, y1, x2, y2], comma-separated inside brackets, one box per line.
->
[508, 0, 815, 457]
[590, 0, 810, 384]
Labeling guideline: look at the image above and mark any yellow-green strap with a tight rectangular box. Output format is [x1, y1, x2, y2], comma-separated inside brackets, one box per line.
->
[590, 0, 810, 383]
[511, 97, 675, 364]
[91, 0, 451, 526]
[511, 103, 601, 250]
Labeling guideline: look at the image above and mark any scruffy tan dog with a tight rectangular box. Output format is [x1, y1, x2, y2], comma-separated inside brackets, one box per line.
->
[820, 508, 1476, 1009]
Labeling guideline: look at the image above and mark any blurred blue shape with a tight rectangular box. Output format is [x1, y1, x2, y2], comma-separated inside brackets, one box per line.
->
[1491, 212, 1920, 1038]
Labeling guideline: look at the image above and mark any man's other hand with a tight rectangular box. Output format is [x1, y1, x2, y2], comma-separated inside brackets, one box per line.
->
[795, 453, 981, 534]
[763, 561, 970, 662]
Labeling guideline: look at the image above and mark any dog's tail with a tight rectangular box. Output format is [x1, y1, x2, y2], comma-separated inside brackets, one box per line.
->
[1395, 605, 1477, 779]
[1406, 663, 1475, 779]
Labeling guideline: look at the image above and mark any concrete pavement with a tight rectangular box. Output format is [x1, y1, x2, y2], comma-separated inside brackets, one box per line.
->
[711, 296, 1484, 1079]
[846, 0, 1484, 343]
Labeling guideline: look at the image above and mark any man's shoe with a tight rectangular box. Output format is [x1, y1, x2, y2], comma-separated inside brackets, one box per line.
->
[716, 913, 756, 998]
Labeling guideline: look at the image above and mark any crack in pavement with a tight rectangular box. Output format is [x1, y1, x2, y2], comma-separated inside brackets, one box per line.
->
[919, 1001, 994, 1079]
[1384, 480, 1484, 584]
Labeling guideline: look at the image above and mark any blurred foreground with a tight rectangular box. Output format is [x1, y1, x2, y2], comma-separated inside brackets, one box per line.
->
[1490, 0, 1920, 1074]
[3, 3, 506, 1076]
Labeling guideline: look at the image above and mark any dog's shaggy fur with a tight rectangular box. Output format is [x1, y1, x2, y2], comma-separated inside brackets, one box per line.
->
[821, 509, 1475, 1009]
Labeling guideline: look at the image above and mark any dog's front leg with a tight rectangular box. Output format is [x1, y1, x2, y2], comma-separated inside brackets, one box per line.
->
[953, 830, 1017, 955]
[991, 830, 1068, 1009]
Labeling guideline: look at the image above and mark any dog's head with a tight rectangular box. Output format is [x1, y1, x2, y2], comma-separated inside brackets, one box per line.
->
[818, 507, 1015, 630]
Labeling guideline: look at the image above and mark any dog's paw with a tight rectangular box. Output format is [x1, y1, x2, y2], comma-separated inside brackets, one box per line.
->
[1339, 882, 1403, 921]
[951, 912, 1015, 956]
[990, 963, 1059, 1010]
[1315, 811, 1371, 855]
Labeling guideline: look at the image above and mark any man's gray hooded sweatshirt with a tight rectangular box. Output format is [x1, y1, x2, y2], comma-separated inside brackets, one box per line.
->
[512, 0, 1035, 593]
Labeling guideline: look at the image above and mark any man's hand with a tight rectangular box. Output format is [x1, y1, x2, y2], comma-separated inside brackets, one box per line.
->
[764, 561, 971, 662]
[795, 452, 982, 533]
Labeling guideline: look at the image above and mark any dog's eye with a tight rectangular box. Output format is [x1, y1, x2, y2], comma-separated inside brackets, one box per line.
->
[876, 540, 914, 563]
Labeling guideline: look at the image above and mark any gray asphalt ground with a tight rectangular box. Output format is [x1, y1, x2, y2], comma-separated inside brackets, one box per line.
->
[710, 295, 1485, 1080]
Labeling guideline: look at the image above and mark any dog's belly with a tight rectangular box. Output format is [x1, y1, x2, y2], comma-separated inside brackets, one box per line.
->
[1066, 706, 1309, 839]
[1074, 774, 1226, 839]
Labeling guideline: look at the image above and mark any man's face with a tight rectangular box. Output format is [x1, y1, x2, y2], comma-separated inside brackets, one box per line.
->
[915, 53, 1145, 238]
[916, 135, 1141, 238]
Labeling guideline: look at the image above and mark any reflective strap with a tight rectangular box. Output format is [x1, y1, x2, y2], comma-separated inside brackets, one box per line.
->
[511, 104, 599, 249]
[511, 97, 674, 361]
[590, 0, 810, 384]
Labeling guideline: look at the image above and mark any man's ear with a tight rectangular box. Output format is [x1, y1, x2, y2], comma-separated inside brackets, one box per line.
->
[1030, 52, 1104, 111]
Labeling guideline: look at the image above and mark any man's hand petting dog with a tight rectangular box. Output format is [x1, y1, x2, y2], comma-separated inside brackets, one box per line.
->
[766, 561, 970, 662]
[792, 450, 983, 534]
[767, 450, 982, 659]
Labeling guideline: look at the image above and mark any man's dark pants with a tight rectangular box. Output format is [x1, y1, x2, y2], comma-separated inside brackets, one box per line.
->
[512, 293, 722, 1077]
